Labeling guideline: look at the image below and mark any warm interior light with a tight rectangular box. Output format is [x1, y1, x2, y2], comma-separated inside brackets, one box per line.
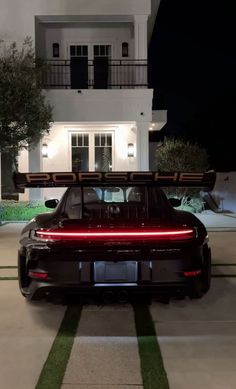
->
[36, 228, 195, 241]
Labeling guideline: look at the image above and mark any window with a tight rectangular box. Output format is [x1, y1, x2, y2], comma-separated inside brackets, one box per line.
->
[93, 45, 111, 58]
[94, 134, 112, 171]
[71, 134, 89, 171]
[71, 132, 113, 172]
[70, 45, 88, 57]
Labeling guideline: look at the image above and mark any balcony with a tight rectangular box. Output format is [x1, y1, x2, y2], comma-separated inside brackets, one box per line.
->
[42, 59, 148, 89]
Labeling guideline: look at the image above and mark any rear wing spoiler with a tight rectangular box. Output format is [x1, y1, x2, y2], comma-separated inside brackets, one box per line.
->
[13, 171, 216, 192]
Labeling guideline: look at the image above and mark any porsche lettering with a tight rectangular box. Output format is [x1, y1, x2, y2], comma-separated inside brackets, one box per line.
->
[22, 171, 208, 184]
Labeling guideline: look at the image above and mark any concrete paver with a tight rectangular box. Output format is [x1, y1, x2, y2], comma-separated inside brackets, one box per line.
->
[0, 281, 65, 389]
[209, 231, 236, 264]
[212, 265, 236, 276]
[63, 306, 143, 387]
[196, 211, 236, 231]
[0, 268, 17, 277]
[151, 276, 236, 389]
[166, 372, 236, 389]
[0, 223, 24, 266]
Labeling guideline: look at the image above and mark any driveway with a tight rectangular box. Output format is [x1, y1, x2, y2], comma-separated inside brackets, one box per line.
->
[0, 221, 236, 389]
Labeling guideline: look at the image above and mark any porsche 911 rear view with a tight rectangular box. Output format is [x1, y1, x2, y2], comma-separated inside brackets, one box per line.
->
[13, 170, 215, 301]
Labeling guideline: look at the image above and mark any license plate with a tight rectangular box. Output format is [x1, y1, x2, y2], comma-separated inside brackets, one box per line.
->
[94, 261, 137, 283]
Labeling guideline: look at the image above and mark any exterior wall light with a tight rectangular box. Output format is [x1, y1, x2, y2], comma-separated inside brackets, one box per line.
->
[127, 143, 135, 157]
[52, 43, 60, 58]
[42, 143, 48, 158]
[122, 42, 129, 57]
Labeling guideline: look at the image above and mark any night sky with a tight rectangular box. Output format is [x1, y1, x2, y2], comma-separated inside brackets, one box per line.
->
[149, 0, 236, 171]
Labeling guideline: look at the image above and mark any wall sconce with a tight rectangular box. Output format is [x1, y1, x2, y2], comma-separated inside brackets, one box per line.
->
[122, 42, 129, 57]
[52, 43, 60, 58]
[42, 143, 48, 158]
[127, 143, 135, 157]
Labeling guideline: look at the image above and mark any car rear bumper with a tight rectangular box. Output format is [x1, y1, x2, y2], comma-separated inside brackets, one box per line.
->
[19, 241, 211, 300]
[22, 279, 200, 301]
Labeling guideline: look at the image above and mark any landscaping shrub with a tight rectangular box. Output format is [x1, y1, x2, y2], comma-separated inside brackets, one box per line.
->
[156, 138, 209, 212]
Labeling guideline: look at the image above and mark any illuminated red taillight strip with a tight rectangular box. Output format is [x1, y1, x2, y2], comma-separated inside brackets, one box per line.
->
[35, 229, 195, 240]
[28, 271, 48, 280]
[184, 270, 201, 277]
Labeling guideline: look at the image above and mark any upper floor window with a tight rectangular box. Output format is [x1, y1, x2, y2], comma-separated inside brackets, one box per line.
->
[93, 45, 111, 58]
[70, 45, 88, 57]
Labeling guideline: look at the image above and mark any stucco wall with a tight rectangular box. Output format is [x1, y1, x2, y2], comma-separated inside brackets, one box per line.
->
[0, 0, 151, 44]
[38, 25, 133, 59]
[45, 89, 153, 122]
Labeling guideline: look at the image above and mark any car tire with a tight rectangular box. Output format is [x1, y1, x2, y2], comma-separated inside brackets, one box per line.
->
[18, 250, 30, 298]
[189, 246, 211, 299]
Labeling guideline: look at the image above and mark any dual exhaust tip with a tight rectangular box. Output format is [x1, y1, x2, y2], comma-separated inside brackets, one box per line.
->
[102, 290, 129, 304]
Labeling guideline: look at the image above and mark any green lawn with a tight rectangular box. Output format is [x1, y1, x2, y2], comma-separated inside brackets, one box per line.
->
[0, 200, 49, 222]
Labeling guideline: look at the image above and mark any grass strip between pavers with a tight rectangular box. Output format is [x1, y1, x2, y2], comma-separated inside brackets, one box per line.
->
[0, 266, 17, 269]
[212, 274, 236, 278]
[35, 305, 82, 389]
[133, 304, 169, 389]
[0, 277, 18, 280]
[212, 263, 236, 266]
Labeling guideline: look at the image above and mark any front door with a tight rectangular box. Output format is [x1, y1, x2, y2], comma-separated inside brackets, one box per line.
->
[71, 132, 113, 171]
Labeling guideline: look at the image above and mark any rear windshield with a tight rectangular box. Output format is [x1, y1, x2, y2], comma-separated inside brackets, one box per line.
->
[64, 186, 169, 219]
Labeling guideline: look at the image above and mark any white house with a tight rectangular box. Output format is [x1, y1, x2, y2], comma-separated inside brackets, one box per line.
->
[0, 0, 165, 200]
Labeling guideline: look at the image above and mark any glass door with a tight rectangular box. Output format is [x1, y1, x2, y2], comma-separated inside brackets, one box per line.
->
[94, 133, 112, 171]
[71, 132, 113, 171]
[69, 44, 112, 88]
[93, 45, 111, 89]
[70, 45, 89, 88]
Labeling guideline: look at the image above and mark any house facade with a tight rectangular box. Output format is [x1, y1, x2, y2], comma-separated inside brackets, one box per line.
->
[0, 0, 164, 200]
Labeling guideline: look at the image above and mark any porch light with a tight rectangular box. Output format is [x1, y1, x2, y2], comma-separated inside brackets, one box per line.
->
[127, 143, 135, 157]
[42, 143, 48, 158]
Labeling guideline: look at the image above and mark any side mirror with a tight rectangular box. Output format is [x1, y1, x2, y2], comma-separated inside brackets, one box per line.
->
[169, 198, 181, 207]
[45, 199, 59, 209]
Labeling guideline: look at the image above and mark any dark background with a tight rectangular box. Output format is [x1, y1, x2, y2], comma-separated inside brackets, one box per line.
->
[149, 0, 236, 171]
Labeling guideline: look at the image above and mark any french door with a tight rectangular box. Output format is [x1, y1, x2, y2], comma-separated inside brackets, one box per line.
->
[71, 132, 113, 171]
[69, 44, 112, 88]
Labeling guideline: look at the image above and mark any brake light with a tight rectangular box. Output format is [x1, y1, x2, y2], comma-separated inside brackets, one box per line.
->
[35, 228, 195, 241]
[28, 271, 48, 280]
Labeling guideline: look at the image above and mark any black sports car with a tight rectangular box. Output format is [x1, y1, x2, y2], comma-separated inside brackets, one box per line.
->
[13, 171, 215, 302]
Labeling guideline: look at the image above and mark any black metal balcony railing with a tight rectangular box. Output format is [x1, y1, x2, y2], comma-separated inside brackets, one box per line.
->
[42, 59, 148, 89]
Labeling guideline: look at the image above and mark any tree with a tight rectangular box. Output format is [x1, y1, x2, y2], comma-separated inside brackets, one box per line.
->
[0, 37, 52, 158]
[155, 138, 209, 211]
[0, 37, 53, 199]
